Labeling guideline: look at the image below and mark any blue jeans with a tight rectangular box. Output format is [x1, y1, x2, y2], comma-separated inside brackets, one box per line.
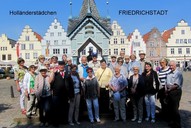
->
[86, 98, 100, 122]
[144, 94, 156, 119]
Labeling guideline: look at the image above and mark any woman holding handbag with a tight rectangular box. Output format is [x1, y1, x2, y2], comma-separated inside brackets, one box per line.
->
[142, 61, 159, 123]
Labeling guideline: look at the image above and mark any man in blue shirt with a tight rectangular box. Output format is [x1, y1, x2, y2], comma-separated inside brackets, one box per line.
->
[166, 60, 183, 128]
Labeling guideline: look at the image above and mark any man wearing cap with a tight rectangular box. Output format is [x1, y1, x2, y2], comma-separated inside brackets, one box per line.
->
[139, 50, 146, 73]
[88, 52, 100, 74]
[50, 61, 74, 126]
[108, 54, 118, 74]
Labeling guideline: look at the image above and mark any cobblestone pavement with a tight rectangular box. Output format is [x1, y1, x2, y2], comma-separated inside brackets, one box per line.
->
[0, 72, 191, 128]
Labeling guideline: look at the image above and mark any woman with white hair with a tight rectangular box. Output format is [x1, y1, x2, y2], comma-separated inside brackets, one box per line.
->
[128, 66, 145, 123]
[109, 66, 128, 122]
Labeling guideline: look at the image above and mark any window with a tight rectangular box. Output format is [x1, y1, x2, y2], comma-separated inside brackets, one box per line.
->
[176, 39, 179, 44]
[33, 53, 38, 59]
[63, 48, 68, 54]
[188, 39, 191, 43]
[121, 48, 125, 54]
[0, 47, 7, 51]
[114, 49, 118, 55]
[8, 54, 11, 60]
[178, 48, 182, 54]
[181, 30, 185, 35]
[114, 38, 117, 44]
[134, 42, 140, 47]
[186, 48, 190, 54]
[53, 49, 60, 54]
[180, 39, 183, 44]
[21, 44, 26, 50]
[171, 48, 174, 54]
[82, 49, 86, 55]
[135, 36, 138, 39]
[2, 54, 6, 60]
[184, 39, 187, 44]
[50, 32, 54, 37]
[29, 44, 34, 50]
[113, 25, 116, 29]
[109, 49, 111, 55]
[154, 61, 159, 67]
[25, 36, 30, 41]
[54, 40, 58, 45]
[58, 32, 62, 36]
[150, 51, 154, 56]
[54, 25, 57, 29]
[25, 53, 30, 59]
[109, 41, 110, 44]
[20, 53, 22, 58]
[121, 38, 124, 44]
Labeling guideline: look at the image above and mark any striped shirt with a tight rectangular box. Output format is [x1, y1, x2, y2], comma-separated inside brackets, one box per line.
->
[158, 67, 171, 86]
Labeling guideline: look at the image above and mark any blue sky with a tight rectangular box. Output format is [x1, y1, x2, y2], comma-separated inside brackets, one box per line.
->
[0, 0, 190, 40]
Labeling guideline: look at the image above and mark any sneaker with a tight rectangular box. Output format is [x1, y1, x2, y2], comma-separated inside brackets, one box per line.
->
[145, 117, 149, 121]
[76, 121, 80, 125]
[90, 120, 94, 124]
[131, 118, 137, 122]
[69, 122, 74, 126]
[151, 119, 155, 123]
[137, 119, 142, 123]
[96, 119, 101, 123]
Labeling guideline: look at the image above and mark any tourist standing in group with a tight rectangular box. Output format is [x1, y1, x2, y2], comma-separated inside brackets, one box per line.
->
[23, 65, 37, 118]
[78, 56, 89, 82]
[109, 66, 128, 122]
[68, 65, 82, 126]
[123, 55, 130, 71]
[62, 54, 68, 64]
[116, 57, 129, 78]
[166, 61, 183, 128]
[65, 57, 73, 77]
[95, 59, 113, 114]
[138, 51, 146, 73]
[36, 55, 45, 74]
[84, 67, 101, 123]
[108, 54, 118, 74]
[88, 52, 100, 73]
[34, 66, 52, 127]
[50, 61, 73, 126]
[14, 57, 28, 115]
[50, 56, 59, 70]
[157, 58, 171, 120]
[142, 61, 159, 123]
[119, 50, 125, 60]
[128, 66, 145, 123]
[128, 54, 142, 78]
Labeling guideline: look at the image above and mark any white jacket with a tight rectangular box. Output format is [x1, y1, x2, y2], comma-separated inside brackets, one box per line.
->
[23, 72, 32, 94]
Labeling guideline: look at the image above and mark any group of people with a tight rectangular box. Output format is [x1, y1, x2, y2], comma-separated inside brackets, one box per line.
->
[14, 51, 183, 128]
